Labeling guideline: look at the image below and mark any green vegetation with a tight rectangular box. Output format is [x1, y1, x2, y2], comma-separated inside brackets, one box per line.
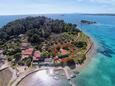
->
[0, 16, 91, 68]
[73, 54, 86, 64]
[58, 54, 69, 59]
[75, 41, 87, 48]
[41, 51, 49, 58]
[18, 56, 33, 67]
[14, 53, 21, 63]
[0, 16, 80, 46]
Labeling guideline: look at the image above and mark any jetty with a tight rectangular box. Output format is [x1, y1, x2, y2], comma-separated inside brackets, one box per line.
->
[63, 67, 77, 86]
[63, 67, 71, 80]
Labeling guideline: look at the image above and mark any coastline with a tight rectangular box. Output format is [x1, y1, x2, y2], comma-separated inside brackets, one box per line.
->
[8, 36, 97, 86]
[76, 37, 97, 72]
[14, 37, 97, 86]
[0, 32, 97, 86]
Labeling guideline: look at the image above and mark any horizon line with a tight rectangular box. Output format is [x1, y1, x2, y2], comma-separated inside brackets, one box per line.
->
[0, 12, 115, 16]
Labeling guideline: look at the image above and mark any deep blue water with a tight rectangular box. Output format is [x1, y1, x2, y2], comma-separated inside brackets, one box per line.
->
[0, 14, 115, 86]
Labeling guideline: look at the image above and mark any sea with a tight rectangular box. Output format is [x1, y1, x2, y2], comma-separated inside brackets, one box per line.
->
[0, 14, 115, 86]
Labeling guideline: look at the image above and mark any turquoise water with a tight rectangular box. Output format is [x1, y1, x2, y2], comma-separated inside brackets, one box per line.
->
[48, 14, 115, 86]
[0, 14, 115, 86]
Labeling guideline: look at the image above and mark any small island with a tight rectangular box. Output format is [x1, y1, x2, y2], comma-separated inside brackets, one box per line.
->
[80, 20, 96, 24]
[0, 16, 95, 86]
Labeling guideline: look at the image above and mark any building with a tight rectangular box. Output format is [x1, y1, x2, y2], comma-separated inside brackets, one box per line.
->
[21, 43, 30, 50]
[60, 49, 67, 55]
[21, 48, 34, 59]
[33, 51, 41, 61]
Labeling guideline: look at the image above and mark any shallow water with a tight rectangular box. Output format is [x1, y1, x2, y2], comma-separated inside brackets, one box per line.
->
[0, 14, 115, 86]
[18, 70, 69, 86]
[46, 14, 115, 86]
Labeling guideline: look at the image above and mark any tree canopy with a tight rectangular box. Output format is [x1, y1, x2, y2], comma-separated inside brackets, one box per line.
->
[0, 16, 81, 45]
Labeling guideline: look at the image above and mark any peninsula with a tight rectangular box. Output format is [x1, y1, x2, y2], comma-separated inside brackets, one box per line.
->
[0, 16, 95, 86]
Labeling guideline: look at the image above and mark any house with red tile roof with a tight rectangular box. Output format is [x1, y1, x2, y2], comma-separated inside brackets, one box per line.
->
[33, 51, 41, 61]
[60, 49, 67, 55]
[21, 48, 34, 59]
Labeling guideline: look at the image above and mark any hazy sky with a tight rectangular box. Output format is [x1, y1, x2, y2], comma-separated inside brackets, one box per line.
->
[0, 0, 115, 15]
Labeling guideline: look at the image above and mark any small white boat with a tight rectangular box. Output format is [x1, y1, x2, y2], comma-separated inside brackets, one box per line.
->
[70, 74, 76, 78]
[53, 76, 59, 80]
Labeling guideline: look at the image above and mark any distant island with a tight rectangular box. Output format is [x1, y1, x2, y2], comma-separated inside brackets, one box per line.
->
[84, 14, 115, 16]
[80, 20, 96, 24]
[0, 16, 95, 86]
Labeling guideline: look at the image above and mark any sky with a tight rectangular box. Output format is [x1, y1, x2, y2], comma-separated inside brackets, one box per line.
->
[0, 0, 115, 15]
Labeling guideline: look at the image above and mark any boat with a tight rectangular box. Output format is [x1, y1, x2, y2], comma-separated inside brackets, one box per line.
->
[53, 76, 59, 80]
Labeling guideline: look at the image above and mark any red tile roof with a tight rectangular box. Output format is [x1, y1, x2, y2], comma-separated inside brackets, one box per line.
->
[21, 48, 33, 58]
[61, 49, 67, 55]
[34, 51, 41, 59]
